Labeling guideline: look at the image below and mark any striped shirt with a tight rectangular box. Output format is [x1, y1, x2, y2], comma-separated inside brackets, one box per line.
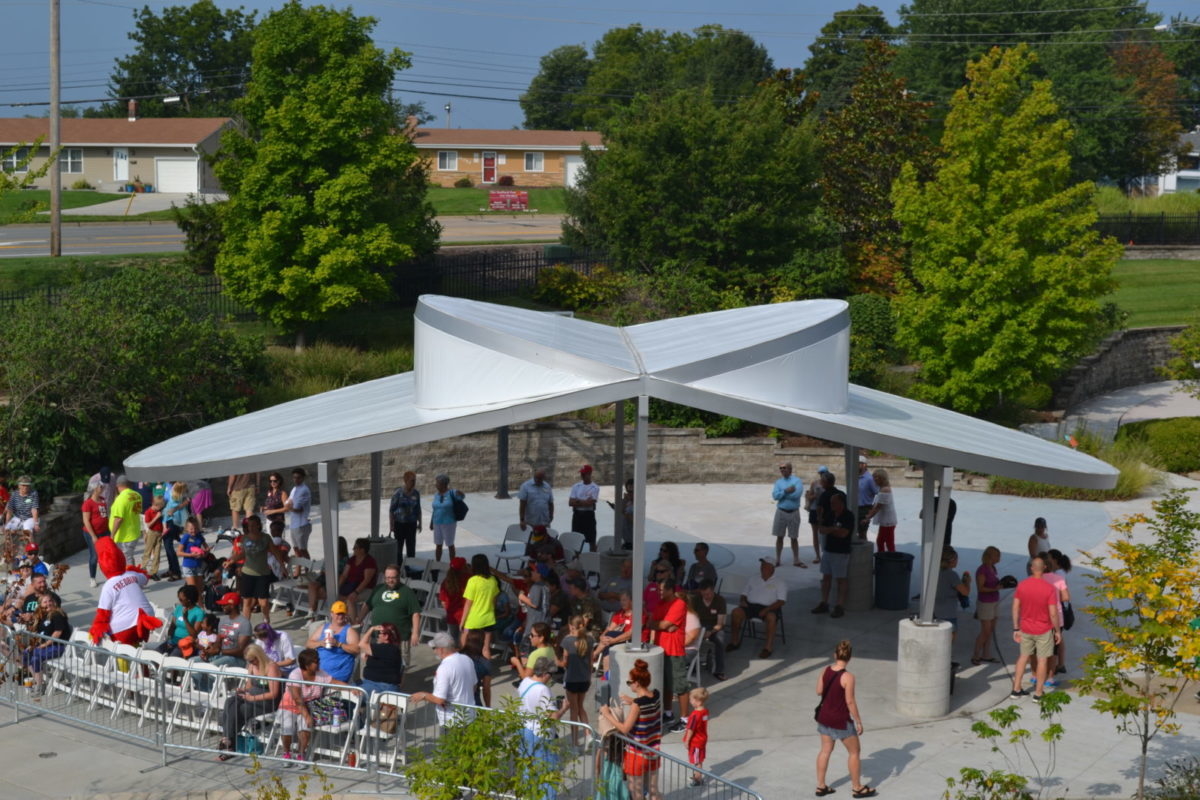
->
[631, 689, 663, 752]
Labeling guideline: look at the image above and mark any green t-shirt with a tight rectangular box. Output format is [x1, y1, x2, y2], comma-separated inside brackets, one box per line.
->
[526, 645, 555, 671]
[367, 583, 421, 638]
[110, 488, 144, 544]
[463, 575, 500, 630]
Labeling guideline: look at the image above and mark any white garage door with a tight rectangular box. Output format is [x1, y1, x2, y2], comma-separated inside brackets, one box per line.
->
[564, 155, 587, 188]
[155, 158, 198, 194]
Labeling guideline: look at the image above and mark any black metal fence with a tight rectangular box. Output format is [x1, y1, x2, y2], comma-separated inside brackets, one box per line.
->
[1096, 213, 1200, 246]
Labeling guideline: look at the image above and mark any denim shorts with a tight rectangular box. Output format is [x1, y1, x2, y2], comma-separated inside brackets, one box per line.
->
[181, 565, 203, 578]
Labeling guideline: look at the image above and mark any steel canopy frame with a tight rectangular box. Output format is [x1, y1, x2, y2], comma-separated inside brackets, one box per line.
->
[125, 295, 1118, 639]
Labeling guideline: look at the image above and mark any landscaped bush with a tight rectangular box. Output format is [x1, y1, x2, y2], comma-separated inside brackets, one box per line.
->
[70, 179, 94, 190]
[253, 342, 413, 409]
[497, 174, 514, 186]
[1095, 185, 1200, 215]
[1117, 417, 1200, 473]
[453, 176, 474, 188]
[989, 429, 1162, 501]
[532, 264, 626, 311]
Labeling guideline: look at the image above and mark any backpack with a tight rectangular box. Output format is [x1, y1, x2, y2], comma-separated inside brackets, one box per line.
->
[451, 492, 469, 522]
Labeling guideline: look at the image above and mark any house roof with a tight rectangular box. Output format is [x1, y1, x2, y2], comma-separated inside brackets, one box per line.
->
[0, 117, 231, 146]
[411, 127, 603, 151]
[1182, 130, 1200, 153]
[125, 295, 1118, 492]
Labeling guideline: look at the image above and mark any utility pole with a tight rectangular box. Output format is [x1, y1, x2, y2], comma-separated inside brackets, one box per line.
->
[49, 0, 61, 257]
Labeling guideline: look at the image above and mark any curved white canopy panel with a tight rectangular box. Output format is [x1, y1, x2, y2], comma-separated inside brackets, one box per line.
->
[125, 295, 1118, 490]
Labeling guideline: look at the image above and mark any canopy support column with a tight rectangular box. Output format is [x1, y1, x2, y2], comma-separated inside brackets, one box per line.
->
[844, 445, 860, 533]
[319, 460, 341, 605]
[613, 401, 625, 546]
[917, 463, 953, 624]
[369, 451, 382, 539]
[629, 395, 648, 649]
[495, 426, 511, 499]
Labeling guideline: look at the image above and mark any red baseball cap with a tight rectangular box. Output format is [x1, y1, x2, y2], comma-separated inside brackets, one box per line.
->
[24, 543, 38, 553]
[580, 465, 593, 474]
[219, 591, 242, 606]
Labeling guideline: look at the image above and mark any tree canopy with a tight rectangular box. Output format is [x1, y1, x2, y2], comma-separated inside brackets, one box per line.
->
[101, 0, 256, 118]
[802, 4, 897, 115]
[562, 85, 819, 276]
[0, 265, 265, 491]
[521, 24, 773, 131]
[214, 1, 438, 341]
[891, 45, 1121, 415]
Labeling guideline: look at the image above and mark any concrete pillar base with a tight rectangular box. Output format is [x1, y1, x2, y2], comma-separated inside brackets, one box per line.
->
[609, 644, 664, 711]
[845, 539, 874, 612]
[896, 618, 953, 718]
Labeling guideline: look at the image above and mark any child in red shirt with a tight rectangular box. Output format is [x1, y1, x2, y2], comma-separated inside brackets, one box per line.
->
[141, 495, 165, 579]
[683, 687, 710, 786]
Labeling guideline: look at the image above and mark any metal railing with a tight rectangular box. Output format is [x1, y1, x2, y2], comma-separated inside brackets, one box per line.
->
[600, 729, 765, 800]
[0, 625, 760, 798]
[1096, 212, 1200, 245]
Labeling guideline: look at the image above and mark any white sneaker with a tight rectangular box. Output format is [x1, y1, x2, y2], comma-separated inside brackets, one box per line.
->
[90, 578, 99, 588]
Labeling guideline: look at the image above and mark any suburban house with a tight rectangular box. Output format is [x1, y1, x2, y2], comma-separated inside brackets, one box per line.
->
[0, 116, 230, 194]
[1155, 129, 1200, 195]
[411, 127, 604, 188]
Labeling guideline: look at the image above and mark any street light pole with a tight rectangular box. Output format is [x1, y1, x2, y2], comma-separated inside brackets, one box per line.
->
[444, 101, 451, 129]
[48, 0, 61, 257]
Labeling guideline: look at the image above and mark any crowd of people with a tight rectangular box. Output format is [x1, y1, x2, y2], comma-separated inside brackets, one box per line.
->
[0, 459, 1099, 797]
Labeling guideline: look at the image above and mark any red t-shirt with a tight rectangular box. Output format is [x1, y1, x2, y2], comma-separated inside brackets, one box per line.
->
[143, 507, 164, 533]
[653, 596, 687, 656]
[82, 497, 109, 536]
[1015, 576, 1058, 635]
[685, 707, 709, 747]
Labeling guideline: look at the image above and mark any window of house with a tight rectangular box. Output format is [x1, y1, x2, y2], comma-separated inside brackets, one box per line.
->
[58, 148, 83, 173]
[437, 151, 458, 171]
[2, 146, 30, 173]
[524, 152, 544, 172]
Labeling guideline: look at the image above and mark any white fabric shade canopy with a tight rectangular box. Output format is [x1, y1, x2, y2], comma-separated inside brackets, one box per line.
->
[125, 294, 1117, 490]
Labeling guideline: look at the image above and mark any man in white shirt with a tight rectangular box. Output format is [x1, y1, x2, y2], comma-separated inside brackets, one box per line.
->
[412, 631, 477, 727]
[518, 468, 554, 531]
[568, 464, 600, 551]
[726, 558, 788, 659]
[278, 468, 313, 559]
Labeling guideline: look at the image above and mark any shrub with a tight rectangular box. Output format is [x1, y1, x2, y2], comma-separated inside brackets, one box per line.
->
[532, 264, 626, 311]
[1149, 756, 1200, 799]
[497, 174, 515, 186]
[847, 293, 895, 387]
[70, 179, 94, 190]
[253, 342, 412, 409]
[1117, 418, 1200, 473]
[453, 176, 474, 188]
[172, 195, 224, 274]
[989, 429, 1162, 501]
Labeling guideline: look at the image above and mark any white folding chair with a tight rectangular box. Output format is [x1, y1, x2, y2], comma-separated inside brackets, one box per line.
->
[110, 643, 159, 721]
[358, 690, 410, 771]
[421, 559, 451, 582]
[45, 630, 93, 702]
[161, 657, 218, 737]
[496, 524, 529, 573]
[271, 557, 311, 614]
[558, 532, 586, 560]
[308, 686, 362, 766]
[595, 535, 615, 553]
[578, 552, 601, 589]
[685, 627, 708, 689]
[418, 580, 448, 643]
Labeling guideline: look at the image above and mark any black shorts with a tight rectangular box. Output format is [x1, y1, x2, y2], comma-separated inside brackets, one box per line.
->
[808, 510, 819, 525]
[238, 572, 272, 600]
[565, 680, 591, 694]
[745, 603, 769, 619]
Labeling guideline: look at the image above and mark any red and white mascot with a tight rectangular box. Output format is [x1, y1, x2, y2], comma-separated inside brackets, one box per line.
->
[89, 536, 163, 645]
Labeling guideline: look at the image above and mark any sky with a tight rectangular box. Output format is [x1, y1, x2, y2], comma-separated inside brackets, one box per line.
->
[0, 0, 1196, 130]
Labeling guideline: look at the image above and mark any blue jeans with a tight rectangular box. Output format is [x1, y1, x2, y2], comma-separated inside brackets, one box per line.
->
[82, 530, 99, 579]
[358, 678, 400, 704]
[161, 524, 181, 576]
[519, 727, 560, 800]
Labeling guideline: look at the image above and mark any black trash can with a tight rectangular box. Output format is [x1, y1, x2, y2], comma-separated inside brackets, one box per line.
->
[874, 551, 915, 611]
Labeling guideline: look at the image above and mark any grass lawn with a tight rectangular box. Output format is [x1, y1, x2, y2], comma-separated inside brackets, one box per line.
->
[1110, 258, 1200, 327]
[428, 186, 566, 216]
[0, 190, 120, 224]
[0, 252, 185, 292]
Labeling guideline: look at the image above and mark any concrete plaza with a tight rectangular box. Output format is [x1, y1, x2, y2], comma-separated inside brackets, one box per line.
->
[11, 467, 1200, 799]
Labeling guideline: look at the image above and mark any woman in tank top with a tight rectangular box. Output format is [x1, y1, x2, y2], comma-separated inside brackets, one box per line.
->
[815, 640, 875, 797]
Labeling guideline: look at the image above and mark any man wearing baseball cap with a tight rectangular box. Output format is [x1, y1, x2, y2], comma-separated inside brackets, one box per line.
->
[411, 631, 477, 727]
[568, 465, 600, 552]
[211, 591, 252, 668]
[24, 543, 49, 576]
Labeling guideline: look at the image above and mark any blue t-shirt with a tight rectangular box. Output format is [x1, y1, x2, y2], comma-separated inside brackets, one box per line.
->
[179, 531, 206, 569]
[317, 623, 355, 682]
[430, 490, 460, 526]
[171, 603, 205, 641]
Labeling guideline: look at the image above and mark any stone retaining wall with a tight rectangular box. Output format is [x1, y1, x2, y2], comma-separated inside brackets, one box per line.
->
[1053, 326, 1185, 411]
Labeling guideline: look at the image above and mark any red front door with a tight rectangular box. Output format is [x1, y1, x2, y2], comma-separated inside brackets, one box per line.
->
[482, 151, 497, 184]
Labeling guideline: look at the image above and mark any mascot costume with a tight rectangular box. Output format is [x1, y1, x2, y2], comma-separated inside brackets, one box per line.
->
[90, 536, 163, 645]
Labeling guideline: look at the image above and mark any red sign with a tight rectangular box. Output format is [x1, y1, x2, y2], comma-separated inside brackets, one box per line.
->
[488, 190, 529, 211]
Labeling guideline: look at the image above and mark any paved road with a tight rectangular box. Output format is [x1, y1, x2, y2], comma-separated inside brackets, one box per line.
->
[0, 214, 564, 258]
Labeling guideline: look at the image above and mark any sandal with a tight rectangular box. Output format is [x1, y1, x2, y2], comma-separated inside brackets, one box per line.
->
[757, 648, 773, 659]
[794, 561, 808, 568]
[852, 787, 876, 798]
[816, 787, 836, 797]
[217, 752, 235, 762]
[970, 657, 982, 666]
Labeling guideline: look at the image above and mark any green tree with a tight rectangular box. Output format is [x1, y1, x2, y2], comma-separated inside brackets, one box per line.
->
[891, 45, 1121, 415]
[563, 86, 819, 275]
[1163, 323, 1200, 399]
[1076, 490, 1200, 800]
[0, 265, 265, 491]
[818, 38, 934, 294]
[520, 44, 593, 130]
[101, 0, 256, 118]
[522, 25, 773, 132]
[214, 1, 439, 345]
[1109, 41, 1188, 191]
[803, 4, 896, 115]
